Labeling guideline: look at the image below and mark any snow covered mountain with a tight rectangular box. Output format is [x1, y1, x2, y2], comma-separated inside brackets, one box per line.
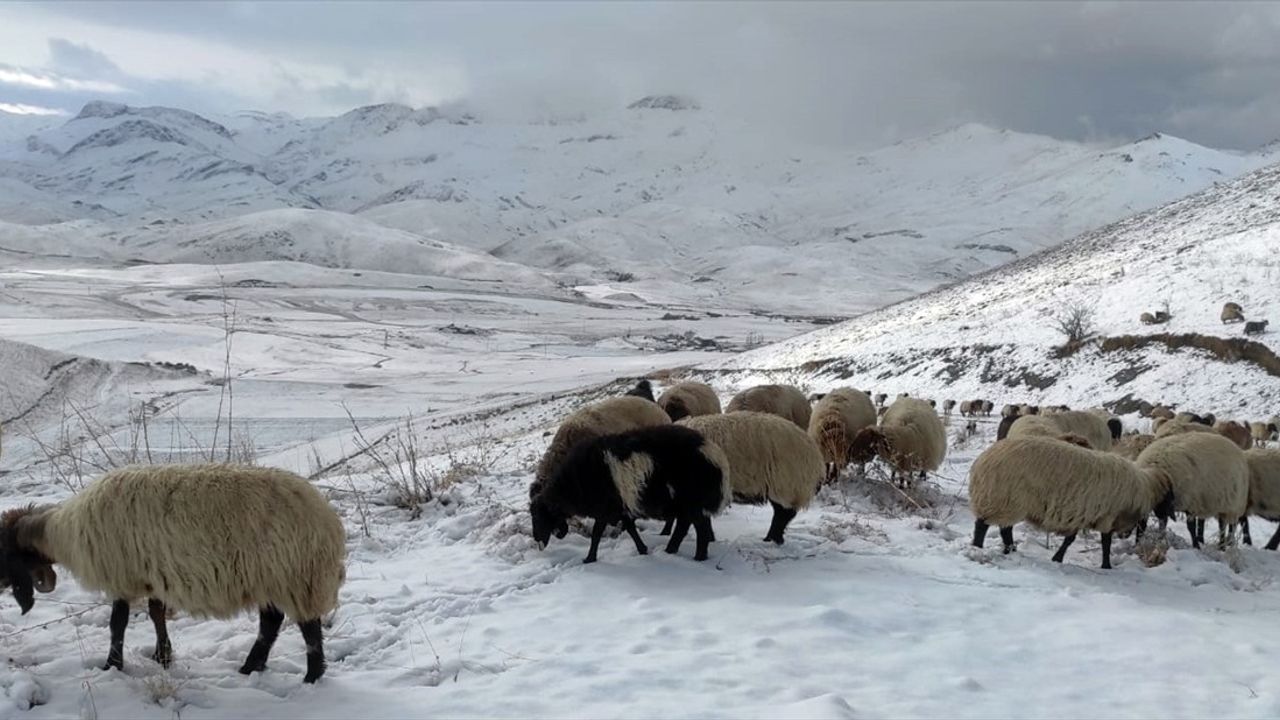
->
[711, 157, 1280, 419]
[0, 100, 1269, 315]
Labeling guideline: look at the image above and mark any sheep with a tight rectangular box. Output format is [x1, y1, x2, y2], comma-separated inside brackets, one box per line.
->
[1112, 433, 1156, 461]
[1251, 422, 1272, 448]
[959, 400, 975, 417]
[996, 414, 1018, 441]
[1213, 420, 1254, 450]
[968, 436, 1174, 569]
[1245, 320, 1269, 336]
[657, 382, 722, 422]
[1018, 404, 1041, 416]
[678, 412, 824, 545]
[530, 424, 729, 563]
[874, 393, 888, 407]
[1140, 312, 1157, 324]
[980, 400, 994, 416]
[624, 379, 655, 401]
[1240, 448, 1280, 549]
[942, 399, 957, 415]
[1001, 404, 1020, 418]
[964, 419, 979, 438]
[1222, 302, 1245, 324]
[0, 464, 345, 683]
[807, 392, 827, 403]
[1173, 411, 1215, 426]
[532, 396, 671, 500]
[848, 397, 946, 484]
[1006, 411, 1121, 452]
[1149, 405, 1176, 420]
[808, 388, 878, 482]
[1154, 418, 1216, 439]
[1136, 432, 1249, 549]
[726, 384, 811, 429]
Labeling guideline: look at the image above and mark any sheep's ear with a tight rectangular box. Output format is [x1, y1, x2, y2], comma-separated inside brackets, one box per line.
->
[32, 565, 56, 593]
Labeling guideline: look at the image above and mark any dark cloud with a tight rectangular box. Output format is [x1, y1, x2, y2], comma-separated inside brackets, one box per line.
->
[4, 1, 1280, 149]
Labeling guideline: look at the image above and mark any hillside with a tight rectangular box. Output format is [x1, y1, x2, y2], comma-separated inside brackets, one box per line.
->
[711, 157, 1280, 418]
[0, 101, 1269, 316]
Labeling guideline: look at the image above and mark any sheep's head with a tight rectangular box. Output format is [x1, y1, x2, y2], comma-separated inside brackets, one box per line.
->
[529, 496, 568, 550]
[847, 427, 886, 465]
[625, 380, 654, 402]
[662, 397, 690, 422]
[0, 506, 56, 615]
[1107, 418, 1123, 440]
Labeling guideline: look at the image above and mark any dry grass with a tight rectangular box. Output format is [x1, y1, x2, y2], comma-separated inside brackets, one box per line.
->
[1100, 333, 1280, 377]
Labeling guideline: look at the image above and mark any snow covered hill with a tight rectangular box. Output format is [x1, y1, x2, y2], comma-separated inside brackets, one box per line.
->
[710, 157, 1280, 420]
[0, 101, 1269, 316]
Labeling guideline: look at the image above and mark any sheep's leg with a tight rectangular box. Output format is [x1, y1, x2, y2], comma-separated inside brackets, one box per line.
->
[584, 519, 607, 564]
[103, 598, 130, 672]
[148, 598, 172, 668]
[1187, 517, 1202, 549]
[665, 516, 692, 555]
[1051, 533, 1077, 563]
[298, 618, 326, 684]
[1218, 517, 1236, 550]
[1135, 518, 1147, 541]
[692, 516, 713, 561]
[239, 605, 285, 675]
[659, 517, 674, 536]
[1100, 532, 1114, 569]
[765, 501, 797, 545]
[1196, 518, 1206, 546]
[621, 517, 648, 555]
[1241, 516, 1252, 546]
[999, 526, 1016, 554]
[1264, 524, 1280, 551]
[972, 519, 989, 548]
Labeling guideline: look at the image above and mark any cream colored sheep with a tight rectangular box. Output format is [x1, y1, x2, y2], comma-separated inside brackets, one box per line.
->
[0, 464, 346, 683]
[1251, 422, 1272, 449]
[1154, 418, 1216, 439]
[1213, 420, 1254, 450]
[1137, 432, 1250, 549]
[1112, 433, 1156, 461]
[848, 397, 946, 484]
[1149, 405, 1176, 420]
[808, 387, 878, 482]
[533, 396, 670, 498]
[968, 436, 1174, 568]
[1007, 411, 1120, 451]
[679, 411, 824, 545]
[656, 382, 722, 421]
[1241, 448, 1280, 549]
[726, 384, 811, 429]
[1222, 302, 1245, 324]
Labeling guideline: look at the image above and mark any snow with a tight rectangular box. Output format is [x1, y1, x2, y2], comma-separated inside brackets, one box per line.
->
[3, 98, 1280, 718]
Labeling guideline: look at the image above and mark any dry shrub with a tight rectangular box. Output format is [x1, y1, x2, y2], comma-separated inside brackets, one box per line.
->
[1100, 333, 1280, 377]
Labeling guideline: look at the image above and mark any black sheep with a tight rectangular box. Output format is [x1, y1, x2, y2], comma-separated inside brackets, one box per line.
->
[530, 424, 729, 563]
[624, 379, 655, 402]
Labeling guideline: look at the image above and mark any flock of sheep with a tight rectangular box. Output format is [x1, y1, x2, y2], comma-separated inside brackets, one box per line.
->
[529, 380, 1280, 575]
[2, 374, 1277, 686]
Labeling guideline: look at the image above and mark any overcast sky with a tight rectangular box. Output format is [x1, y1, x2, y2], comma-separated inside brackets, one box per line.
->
[1, 1, 1278, 150]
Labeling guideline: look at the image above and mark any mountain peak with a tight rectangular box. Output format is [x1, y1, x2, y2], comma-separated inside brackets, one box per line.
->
[75, 101, 130, 120]
[627, 95, 700, 111]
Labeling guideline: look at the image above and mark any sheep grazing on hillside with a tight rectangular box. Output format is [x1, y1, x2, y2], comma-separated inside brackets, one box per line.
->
[943, 399, 956, 415]
[657, 382, 722, 422]
[979, 400, 993, 416]
[679, 412, 824, 545]
[1112, 433, 1156, 461]
[1137, 432, 1249, 549]
[1244, 320, 1269, 336]
[1240, 449, 1280, 549]
[1221, 302, 1245, 324]
[1149, 405, 1176, 421]
[1001, 404, 1020, 419]
[969, 437, 1174, 569]
[0, 464, 346, 683]
[532, 396, 671, 500]
[624, 379, 656, 402]
[996, 414, 1018, 441]
[1213, 420, 1254, 450]
[1140, 312, 1157, 325]
[1141, 311, 1170, 325]
[1251, 422, 1273, 449]
[874, 393, 888, 408]
[726, 384, 811, 429]
[848, 398, 946, 485]
[808, 388, 878, 482]
[1154, 418, 1216, 439]
[530, 425, 730, 563]
[959, 400, 975, 417]
[1006, 411, 1121, 452]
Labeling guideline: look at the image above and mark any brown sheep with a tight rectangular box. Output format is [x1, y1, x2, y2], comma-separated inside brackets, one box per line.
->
[1221, 302, 1245, 324]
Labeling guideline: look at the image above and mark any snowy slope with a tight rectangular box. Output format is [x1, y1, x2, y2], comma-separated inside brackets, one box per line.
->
[710, 158, 1280, 420]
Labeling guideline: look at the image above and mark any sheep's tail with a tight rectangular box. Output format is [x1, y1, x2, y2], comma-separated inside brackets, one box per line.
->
[817, 416, 848, 468]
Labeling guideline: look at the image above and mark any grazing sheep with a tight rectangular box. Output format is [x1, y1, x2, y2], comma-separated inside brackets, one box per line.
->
[657, 382, 722, 422]
[0, 464, 345, 683]
[625, 379, 655, 401]
[1018, 404, 1041, 416]
[996, 414, 1018, 441]
[679, 412, 824, 545]
[980, 400, 993, 416]
[1173, 411, 1215, 426]
[969, 437, 1174, 568]
[808, 388, 878, 482]
[1240, 448, 1280, 549]
[1136, 432, 1250, 549]
[1213, 420, 1254, 450]
[530, 425, 730, 563]
[848, 397, 946, 484]
[1154, 418, 1216, 439]
[964, 419, 979, 438]
[532, 396, 671, 500]
[1140, 312, 1157, 324]
[874, 393, 888, 407]
[1006, 411, 1120, 452]
[1221, 302, 1245, 324]
[1245, 320, 1269, 336]
[726, 384, 811, 429]
[943, 399, 956, 415]
[1112, 433, 1156, 461]
[1001, 404, 1020, 418]
[959, 400, 975, 417]
[1149, 405, 1176, 420]
[1251, 422, 1272, 449]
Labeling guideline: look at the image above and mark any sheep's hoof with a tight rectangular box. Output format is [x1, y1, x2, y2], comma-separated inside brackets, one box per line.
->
[152, 646, 173, 668]
[635, 545, 648, 555]
[694, 552, 708, 561]
[238, 661, 266, 675]
[102, 658, 123, 673]
[1002, 545, 1016, 555]
[582, 556, 598, 564]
